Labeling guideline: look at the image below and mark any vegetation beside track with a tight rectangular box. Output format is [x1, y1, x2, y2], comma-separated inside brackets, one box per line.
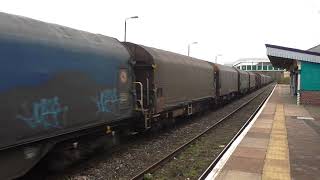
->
[150, 85, 274, 180]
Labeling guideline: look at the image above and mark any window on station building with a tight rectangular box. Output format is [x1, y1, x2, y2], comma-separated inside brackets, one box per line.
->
[247, 65, 251, 70]
[242, 66, 246, 70]
[268, 65, 273, 70]
[257, 66, 262, 70]
[252, 65, 257, 70]
[263, 66, 268, 70]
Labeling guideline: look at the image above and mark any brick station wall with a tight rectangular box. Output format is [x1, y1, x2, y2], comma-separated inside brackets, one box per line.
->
[301, 91, 320, 105]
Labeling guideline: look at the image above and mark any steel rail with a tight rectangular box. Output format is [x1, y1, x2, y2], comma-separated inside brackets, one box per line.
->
[130, 84, 274, 180]
[198, 84, 275, 179]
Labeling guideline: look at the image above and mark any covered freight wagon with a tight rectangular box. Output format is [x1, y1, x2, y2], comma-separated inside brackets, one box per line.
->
[234, 68, 250, 94]
[248, 71, 257, 90]
[123, 42, 215, 127]
[0, 12, 133, 179]
[212, 64, 238, 99]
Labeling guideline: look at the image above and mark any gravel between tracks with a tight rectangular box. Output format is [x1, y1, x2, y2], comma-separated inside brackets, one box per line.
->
[47, 84, 274, 180]
[152, 84, 274, 180]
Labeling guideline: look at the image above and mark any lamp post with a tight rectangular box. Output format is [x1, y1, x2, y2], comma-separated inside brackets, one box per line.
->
[187, 42, 198, 56]
[215, 54, 222, 64]
[124, 16, 139, 42]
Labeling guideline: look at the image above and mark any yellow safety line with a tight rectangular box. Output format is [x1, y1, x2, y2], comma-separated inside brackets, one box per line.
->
[262, 104, 291, 180]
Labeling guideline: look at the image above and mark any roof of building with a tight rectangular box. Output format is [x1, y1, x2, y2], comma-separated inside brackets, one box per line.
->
[233, 58, 270, 66]
[308, 44, 320, 53]
[265, 44, 320, 69]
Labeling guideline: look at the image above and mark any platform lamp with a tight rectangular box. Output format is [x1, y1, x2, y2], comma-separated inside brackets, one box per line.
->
[124, 16, 139, 42]
[188, 42, 198, 56]
[215, 54, 222, 64]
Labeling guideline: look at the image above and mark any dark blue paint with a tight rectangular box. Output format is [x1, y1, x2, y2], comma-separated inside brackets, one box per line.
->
[0, 38, 125, 92]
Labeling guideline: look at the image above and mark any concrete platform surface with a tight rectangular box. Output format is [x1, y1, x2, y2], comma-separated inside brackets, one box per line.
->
[210, 85, 320, 180]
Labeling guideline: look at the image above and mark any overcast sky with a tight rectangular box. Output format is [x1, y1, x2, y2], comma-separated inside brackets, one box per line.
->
[1, 0, 319, 64]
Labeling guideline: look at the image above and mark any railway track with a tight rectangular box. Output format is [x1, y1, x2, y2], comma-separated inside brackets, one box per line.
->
[131, 84, 275, 180]
[44, 84, 274, 180]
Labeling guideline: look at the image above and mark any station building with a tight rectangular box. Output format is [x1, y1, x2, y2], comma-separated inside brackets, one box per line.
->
[266, 44, 320, 105]
[232, 58, 286, 82]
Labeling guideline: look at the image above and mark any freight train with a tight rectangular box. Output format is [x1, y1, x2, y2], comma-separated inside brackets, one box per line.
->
[0, 12, 272, 179]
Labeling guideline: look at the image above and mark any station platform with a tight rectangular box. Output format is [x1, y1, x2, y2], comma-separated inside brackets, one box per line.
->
[206, 84, 320, 180]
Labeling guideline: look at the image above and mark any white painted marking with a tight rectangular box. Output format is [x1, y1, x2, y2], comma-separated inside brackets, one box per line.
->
[297, 116, 315, 120]
[24, 147, 39, 159]
[204, 85, 277, 180]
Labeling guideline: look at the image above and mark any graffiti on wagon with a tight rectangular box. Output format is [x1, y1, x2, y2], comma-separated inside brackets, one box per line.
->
[93, 88, 119, 113]
[17, 96, 69, 129]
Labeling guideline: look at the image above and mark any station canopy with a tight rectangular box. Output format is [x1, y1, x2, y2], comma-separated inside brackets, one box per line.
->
[265, 44, 320, 69]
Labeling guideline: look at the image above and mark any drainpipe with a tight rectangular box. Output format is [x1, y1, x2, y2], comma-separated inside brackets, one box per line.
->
[297, 61, 301, 105]
[290, 72, 294, 96]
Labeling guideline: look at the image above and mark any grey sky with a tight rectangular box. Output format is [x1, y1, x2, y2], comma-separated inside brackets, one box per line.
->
[1, 0, 319, 64]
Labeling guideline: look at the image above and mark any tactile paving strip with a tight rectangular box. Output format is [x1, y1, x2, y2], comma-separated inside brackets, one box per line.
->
[262, 104, 291, 180]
